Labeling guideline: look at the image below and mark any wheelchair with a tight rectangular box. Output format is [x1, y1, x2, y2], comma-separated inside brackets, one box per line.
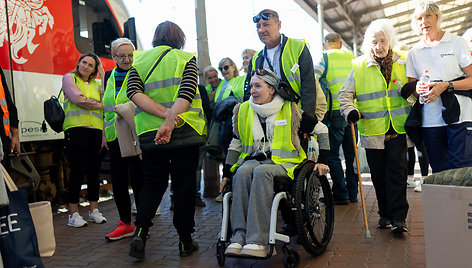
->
[216, 160, 335, 268]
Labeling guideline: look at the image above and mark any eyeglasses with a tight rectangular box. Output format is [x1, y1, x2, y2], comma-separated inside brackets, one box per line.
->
[218, 65, 230, 72]
[115, 54, 133, 60]
[251, 69, 269, 76]
[253, 13, 274, 23]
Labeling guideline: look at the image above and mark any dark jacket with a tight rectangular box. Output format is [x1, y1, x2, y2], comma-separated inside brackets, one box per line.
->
[244, 34, 317, 118]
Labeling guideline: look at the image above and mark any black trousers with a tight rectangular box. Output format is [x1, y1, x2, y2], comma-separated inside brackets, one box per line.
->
[108, 140, 144, 224]
[135, 145, 199, 242]
[407, 143, 429, 177]
[65, 127, 102, 204]
[365, 134, 409, 222]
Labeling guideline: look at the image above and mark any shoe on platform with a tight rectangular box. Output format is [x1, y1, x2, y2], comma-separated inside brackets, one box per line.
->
[129, 228, 148, 260]
[105, 221, 134, 241]
[179, 240, 199, 257]
[240, 244, 275, 257]
[68, 212, 88, 228]
[377, 217, 392, 229]
[407, 177, 416, 188]
[224, 242, 243, 256]
[349, 197, 358, 203]
[215, 194, 223, 203]
[88, 208, 106, 224]
[391, 220, 408, 233]
[195, 196, 206, 207]
[333, 199, 350, 205]
[414, 178, 424, 193]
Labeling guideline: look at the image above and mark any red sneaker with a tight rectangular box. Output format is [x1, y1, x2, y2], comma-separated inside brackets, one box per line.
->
[105, 221, 134, 241]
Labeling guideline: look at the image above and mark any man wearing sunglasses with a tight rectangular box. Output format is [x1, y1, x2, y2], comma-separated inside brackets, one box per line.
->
[245, 9, 318, 129]
[245, 9, 323, 236]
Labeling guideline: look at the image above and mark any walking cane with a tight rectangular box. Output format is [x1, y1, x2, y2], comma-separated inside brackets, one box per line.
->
[351, 123, 371, 238]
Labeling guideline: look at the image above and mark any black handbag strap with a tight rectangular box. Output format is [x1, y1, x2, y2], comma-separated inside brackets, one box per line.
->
[144, 48, 172, 83]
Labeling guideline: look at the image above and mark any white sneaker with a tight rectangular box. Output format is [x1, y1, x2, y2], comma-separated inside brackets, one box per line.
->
[414, 178, 424, 192]
[156, 205, 161, 216]
[240, 243, 275, 257]
[215, 195, 223, 203]
[89, 208, 107, 223]
[407, 177, 416, 188]
[68, 212, 88, 228]
[225, 242, 243, 256]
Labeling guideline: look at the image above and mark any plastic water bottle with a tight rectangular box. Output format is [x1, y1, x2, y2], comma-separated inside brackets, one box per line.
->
[393, 78, 416, 106]
[418, 70, 430, 104]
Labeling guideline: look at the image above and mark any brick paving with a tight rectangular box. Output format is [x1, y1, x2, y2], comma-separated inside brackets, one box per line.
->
[42, 179, 425, 268]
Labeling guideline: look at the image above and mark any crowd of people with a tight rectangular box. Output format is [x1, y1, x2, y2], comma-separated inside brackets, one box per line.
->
[57, 1, 471, 260]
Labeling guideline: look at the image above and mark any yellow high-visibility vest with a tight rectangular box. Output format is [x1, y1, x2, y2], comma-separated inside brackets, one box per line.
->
[132, 46, 206, 136]
[63, 73, 103, 131]
[230, 101, 306, 179]
[103, 68, 131, 142]
[352, 51, 410, 136]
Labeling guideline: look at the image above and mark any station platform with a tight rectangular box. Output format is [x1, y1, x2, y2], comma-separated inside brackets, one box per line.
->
[42, 177, 425, 267]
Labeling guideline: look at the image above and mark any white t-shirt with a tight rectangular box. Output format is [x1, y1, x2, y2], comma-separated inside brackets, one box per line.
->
[406, 31, 472, 127]
[263, 43, 282, 77]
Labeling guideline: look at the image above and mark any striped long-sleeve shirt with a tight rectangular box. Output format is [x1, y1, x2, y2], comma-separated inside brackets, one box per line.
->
[126, 56, 198, 102]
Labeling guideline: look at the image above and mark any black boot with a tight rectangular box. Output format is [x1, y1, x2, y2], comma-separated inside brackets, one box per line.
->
[179, 240, 199, 257]
[129, 227, 148, 260]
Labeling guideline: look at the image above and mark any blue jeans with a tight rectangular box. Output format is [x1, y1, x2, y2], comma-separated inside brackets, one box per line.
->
[326, 115, 358, 200]
[422, 122, 472, 173]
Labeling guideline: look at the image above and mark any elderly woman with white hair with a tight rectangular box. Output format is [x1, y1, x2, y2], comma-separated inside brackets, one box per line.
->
[220, 69, 330, 257]
[102, 37, 144, 241]
[405, 1, 472, 174]
[339, 18, 411, 234]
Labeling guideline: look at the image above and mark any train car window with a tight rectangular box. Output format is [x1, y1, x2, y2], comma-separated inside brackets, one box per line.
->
[72, 0, 121, 58]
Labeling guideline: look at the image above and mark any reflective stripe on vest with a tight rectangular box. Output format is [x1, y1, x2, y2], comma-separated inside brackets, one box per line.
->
[132, 46, 207, 136]
[63, 73, 103, 131]
[0, 75, 10, 137]
[325, 49, 355, 111]
[103, 68, 131, 142]
[352, 53, 411, 136]
[230, 101, 306, 179]
[252, 37, 305, 105]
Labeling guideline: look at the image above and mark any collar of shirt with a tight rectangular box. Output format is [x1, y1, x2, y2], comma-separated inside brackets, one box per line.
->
[416, 31, 452, 49]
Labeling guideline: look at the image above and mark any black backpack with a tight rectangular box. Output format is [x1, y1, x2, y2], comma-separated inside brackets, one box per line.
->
[43, 89, 64, 133]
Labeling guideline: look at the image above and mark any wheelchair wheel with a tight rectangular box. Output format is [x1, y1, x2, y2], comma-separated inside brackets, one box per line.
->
[295, 161, 334, 256]
[216, 240, 226, 266]
[282, 244, 300, 268]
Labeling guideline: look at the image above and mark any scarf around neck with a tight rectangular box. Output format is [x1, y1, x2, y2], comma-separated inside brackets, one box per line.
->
[373, 49, 393, 85]
[248, 95, 284, 154]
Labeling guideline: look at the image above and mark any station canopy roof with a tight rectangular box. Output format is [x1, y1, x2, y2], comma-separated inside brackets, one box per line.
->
[295, 0, 472, 51]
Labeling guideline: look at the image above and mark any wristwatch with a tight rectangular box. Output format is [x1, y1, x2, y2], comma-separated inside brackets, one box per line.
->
[447, 82, 454, 93]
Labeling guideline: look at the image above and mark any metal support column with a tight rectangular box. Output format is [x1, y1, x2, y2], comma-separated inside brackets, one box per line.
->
[195, 0, 219, 198]
[318, 0, 324, 44]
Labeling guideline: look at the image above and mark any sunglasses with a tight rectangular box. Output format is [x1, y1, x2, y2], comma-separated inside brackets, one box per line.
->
[219, 65, 230, 72]
[251, 69, 269, 76]
[253, 13, 273, 23]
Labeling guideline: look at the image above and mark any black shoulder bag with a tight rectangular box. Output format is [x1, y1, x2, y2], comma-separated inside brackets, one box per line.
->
[43, 89, 65, 133]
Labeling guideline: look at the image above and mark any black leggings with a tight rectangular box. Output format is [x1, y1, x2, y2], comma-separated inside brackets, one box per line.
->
[407, 143, 429, 177]
[108, 140, 144, 224]
[65, 127, 102, 204]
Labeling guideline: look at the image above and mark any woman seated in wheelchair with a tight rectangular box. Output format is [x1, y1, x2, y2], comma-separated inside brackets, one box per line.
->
[219, 69, 330, 257]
